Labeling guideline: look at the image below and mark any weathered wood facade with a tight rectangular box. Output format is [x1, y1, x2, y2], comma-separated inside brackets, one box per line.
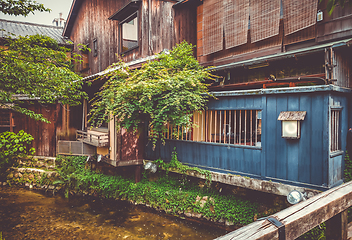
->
[63, 0, 178, 166]
[64, 0, 352, 190]
[64, 0, 177, 75]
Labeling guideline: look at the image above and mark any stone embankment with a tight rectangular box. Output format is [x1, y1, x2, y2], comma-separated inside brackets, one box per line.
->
[2, 156, 60, 193]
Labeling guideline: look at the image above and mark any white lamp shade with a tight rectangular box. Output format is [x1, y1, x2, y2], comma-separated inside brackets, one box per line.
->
[282, 120, 300, 139]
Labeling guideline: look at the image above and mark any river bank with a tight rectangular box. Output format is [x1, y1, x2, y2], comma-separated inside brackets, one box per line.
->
[0, 186, 227, 239]
[3, 155, 290, 230]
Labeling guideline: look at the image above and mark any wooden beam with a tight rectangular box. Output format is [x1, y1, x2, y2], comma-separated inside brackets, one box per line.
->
[216, 181, 352, 240]
[326, 209, 348, 240]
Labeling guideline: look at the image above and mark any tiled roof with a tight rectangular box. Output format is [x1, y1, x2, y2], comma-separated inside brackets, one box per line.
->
[0, 19, 70, 45]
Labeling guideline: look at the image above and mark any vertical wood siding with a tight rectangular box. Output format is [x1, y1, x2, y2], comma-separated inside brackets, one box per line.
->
[146, 91, 349, 189]
[70, 0, 124, 75]
[316, 0, 352, 42]
[120, 127, 144, 161]
[174, 5, 197, 46]
[69, 0, 175, 76]
[333, 50, 352, 88]
[12, 103, 61, 156]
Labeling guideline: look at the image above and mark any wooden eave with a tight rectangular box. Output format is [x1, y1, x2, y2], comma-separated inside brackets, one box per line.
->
[108, 0, 141, 21]
[173, 0, 202, 8]
[63, 0, 84, 38]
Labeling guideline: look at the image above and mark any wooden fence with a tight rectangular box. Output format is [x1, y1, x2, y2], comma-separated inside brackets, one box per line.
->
[216, 181, 352, 240]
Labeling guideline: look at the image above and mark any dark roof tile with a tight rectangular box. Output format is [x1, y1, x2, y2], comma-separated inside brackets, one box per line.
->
[0, 19, 70, 45]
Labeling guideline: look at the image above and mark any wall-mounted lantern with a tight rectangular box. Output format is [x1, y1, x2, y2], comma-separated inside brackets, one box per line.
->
[278, 111, 306, 139]
[317, 10, 323, 22]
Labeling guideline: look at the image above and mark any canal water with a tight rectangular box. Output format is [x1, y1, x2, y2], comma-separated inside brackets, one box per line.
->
[0, 186, 227, 239]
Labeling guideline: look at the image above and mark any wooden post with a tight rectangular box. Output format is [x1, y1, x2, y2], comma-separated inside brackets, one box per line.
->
[9, 111, 13, 132]
[135, 165, 142, 183]
[325, 209, 348, 240]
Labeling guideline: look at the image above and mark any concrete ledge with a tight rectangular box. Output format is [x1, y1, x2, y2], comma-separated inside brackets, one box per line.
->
[145, 160, 322, 197]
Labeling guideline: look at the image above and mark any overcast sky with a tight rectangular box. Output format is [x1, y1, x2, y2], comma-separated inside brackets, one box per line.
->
[0, 0, 74, 26]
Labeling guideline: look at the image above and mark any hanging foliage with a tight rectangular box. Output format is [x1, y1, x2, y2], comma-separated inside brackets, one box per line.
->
[0, 34, 87, 122]
[89, 41, 214, 146]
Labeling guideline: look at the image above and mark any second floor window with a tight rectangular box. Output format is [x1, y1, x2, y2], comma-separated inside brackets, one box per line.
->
[120, 13, 138, 53]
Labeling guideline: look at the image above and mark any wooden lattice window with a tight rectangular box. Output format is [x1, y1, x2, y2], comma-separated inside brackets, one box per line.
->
[331, 108, 341, 152]
[164, 110, 262, 147]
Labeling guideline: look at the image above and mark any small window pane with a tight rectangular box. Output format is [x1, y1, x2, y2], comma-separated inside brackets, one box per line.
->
[331, 109, 341, 152]
[122, 16, 138, 52]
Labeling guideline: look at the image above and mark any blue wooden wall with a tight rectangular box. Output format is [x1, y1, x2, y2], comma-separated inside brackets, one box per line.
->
[145, 87, 351, 190]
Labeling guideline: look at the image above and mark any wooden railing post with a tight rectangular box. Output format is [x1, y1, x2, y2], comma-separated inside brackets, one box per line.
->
[215, 181, 352, 240]
[325, 209, 348, 240]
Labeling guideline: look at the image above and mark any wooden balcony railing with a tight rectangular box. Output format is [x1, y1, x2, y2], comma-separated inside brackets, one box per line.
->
[76, 130, 109, 147]
[216, 181, 352, 240]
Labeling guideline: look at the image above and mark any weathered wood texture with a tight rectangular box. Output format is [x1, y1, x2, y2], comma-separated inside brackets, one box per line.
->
[216, 181, 352, 240]
[317, 0, 352, 43]
[68, 0, 176, 75]
[197, 7, 283, 67]
[12, 103, 60, 157]
[333, 49, 352, 88]
[69, 0, 123, 75]
[195, 0, 352, 68]
[119, 127, 144, 162]
[174, 4, 197, 46]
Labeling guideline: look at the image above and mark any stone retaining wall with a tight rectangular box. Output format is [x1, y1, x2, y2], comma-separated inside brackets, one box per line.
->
[2, 156, 60, 193]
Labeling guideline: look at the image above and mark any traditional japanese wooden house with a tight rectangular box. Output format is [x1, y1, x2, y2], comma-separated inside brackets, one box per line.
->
[63, 0, 352, 191]
[61, 0, 179, 173]
[0, 19, 83, 156]
[144, 0, 352, 191]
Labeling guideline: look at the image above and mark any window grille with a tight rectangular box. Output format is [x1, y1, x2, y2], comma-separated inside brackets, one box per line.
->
[163, 110, 262, 147]
[331, 109, 341, 152]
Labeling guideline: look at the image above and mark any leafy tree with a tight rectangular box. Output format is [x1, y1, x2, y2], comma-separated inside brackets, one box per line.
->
[0, 0, 50, 16]
[0, 34, 86, 122]
[0, 130, 35, 180]
[89, 42, 214, 146]
[0, 1, 86, 122]
[323, 0, 352, 15]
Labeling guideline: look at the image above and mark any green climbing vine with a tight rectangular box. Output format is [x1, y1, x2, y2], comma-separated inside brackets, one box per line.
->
[48, 155, 259, 226]
[154, 147, 212, 185]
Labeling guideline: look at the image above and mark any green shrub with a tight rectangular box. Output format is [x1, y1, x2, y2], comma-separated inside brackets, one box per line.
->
[0, 130, 34, 180]
[53, 155, 258, 226]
